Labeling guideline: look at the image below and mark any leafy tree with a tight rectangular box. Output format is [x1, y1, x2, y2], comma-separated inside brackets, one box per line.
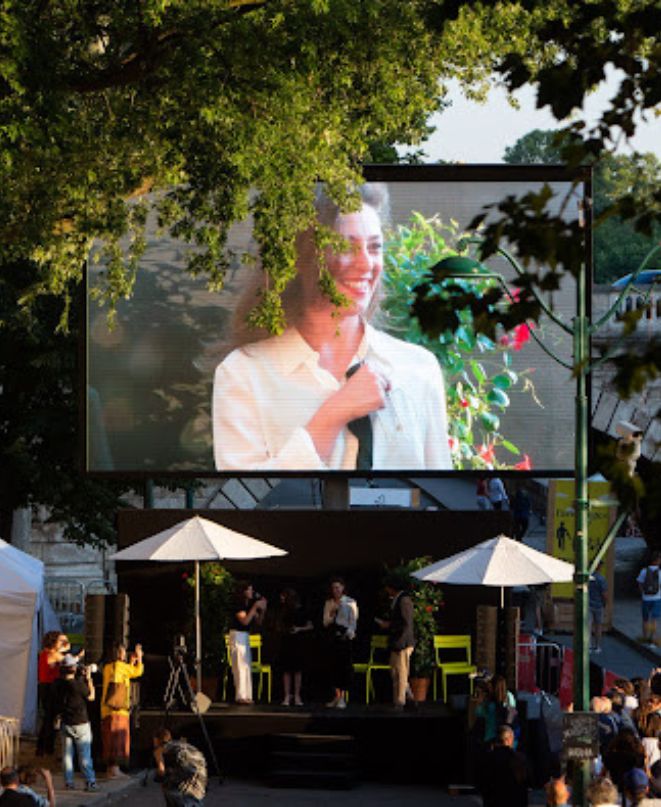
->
[504, 130, 661, 284]
[2, 1, 661, 542]
[503, 129, 567, 165]
[0, 260, 133, 545]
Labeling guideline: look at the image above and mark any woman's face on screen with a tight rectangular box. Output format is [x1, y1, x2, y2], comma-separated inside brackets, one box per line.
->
[300, 203, 383, 317]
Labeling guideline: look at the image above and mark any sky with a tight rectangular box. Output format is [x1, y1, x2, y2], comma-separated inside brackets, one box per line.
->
[413, 67, 661, 164]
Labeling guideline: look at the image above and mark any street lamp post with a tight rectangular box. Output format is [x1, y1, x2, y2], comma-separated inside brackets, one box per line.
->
[429, 235, 660, 806]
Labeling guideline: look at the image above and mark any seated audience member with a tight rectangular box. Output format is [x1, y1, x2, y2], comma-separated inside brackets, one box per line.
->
[586, 776, 620, 806]
[478, 724, 529, 807]
[545, 775, 571, 806]
[16, 767, 55, 807]
[0, 768, 38, 806]
[623, 767, 657, 805]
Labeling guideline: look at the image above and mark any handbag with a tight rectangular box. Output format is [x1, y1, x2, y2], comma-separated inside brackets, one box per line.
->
[104, 665, 128, 710]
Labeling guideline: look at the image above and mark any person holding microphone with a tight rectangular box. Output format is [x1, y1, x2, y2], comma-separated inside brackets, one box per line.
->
[229, 582, 267, 704]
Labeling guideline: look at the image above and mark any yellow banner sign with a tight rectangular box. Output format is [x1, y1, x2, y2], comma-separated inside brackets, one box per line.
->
[547, 479, 615, 601]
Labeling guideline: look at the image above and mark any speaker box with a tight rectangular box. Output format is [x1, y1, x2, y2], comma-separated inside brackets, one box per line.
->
[84, 593, 130, 663]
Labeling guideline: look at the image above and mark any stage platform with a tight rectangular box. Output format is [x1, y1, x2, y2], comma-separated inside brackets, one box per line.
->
[134, 702, 465, 784]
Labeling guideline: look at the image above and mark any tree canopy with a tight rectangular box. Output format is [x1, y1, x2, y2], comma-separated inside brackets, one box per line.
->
[1, 0, 660, 541]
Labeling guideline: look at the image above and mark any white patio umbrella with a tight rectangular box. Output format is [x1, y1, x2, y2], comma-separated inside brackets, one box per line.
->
[412, 533, 574, 607]
[109, 516, 287, 693]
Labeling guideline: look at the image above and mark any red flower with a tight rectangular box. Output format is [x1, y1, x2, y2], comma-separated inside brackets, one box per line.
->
[425, 605, 434, 613]
[460, 398, 469, 408]
[181, 572, 189, 580]
[512, 323, 533, 351]
[448, 436, 458, 452]
[478, 443, 496, 464]
[514, 454, 532, 470]
[499, 334, 511, 347]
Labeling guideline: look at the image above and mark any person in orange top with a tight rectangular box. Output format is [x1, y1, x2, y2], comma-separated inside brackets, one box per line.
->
[100, 642, 144, 778]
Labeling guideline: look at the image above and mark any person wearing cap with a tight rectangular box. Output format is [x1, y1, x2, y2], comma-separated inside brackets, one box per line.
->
[623, 767, 658, 805]
[375, 574, 415, 709]
[52, 654, 97, 792]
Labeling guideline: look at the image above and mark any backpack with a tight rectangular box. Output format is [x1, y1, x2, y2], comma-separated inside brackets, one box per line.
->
[643, 567, 660, 596]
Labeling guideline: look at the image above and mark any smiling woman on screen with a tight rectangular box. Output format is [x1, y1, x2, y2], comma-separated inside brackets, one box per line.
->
[212, 183, 452, 471]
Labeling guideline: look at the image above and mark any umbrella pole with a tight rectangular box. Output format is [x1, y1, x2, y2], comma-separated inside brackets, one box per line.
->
[195, 561, 202, 695]
[500, 586, 504, 609]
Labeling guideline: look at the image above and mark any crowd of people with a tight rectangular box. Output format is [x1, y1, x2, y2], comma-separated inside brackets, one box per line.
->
[472, 667, 661, 806]
[16, 630, 145, 799]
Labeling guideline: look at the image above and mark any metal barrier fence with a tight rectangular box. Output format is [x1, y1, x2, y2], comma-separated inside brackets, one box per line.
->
[0, 716, 20, 769]
[518, 640, 564, 696]
[44, 577, 116, 636]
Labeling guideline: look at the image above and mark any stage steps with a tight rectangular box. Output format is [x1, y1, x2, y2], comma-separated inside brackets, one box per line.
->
[267, 732, 358, 789]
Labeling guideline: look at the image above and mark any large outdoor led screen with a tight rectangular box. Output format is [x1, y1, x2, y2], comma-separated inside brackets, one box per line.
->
[86, 166, 586, 475]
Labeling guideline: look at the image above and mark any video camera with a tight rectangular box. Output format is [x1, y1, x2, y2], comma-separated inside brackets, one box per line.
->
[173, 634, 188, 660]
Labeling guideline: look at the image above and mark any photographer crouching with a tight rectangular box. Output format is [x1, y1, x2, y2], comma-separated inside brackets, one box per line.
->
[101, 642, 144, 779]
[52, 654, 98, 791]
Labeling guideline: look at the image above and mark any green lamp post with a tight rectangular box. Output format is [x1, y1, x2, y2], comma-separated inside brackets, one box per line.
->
[428, 238, 660, 806]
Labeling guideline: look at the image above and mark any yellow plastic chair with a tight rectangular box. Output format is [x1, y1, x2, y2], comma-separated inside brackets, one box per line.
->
[353, 635, 391, 704]
[222, 634, 272, 703]
[433, 635, 477, 702]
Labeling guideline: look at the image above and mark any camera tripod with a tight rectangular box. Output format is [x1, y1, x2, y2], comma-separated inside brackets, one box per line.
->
[163, 651, 222, 783]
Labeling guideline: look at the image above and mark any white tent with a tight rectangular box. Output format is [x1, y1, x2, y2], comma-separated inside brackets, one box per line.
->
[0, 539, 60, 732]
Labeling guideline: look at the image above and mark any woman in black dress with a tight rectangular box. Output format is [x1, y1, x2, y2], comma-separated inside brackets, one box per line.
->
[276, 588, 312, 706]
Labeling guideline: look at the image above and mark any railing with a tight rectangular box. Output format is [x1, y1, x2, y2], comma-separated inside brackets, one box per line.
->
[44, 577, 116, 636]
[0, 716, 20, 768]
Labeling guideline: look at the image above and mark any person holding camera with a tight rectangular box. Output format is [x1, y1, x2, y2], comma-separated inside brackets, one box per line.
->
[323, 577, 358, 709]
[52, 654, 97, 791]
[229, 582, 267, 704]
[101, 642, 144, 779]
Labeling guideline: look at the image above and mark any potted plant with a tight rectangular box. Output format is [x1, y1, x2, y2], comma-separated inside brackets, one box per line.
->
[184, 562, 235, 699]
[386, 557, 444, 702]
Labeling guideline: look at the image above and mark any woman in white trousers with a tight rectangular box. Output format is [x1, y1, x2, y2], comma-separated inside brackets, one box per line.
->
[228, 581, 267, 704]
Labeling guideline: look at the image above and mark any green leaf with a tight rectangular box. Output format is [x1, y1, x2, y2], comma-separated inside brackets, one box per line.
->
[480, 412, 500, 432]
[492, 373, 513, 389]
[487, 388, 510, 408]
[470, 360, 486, 384]
[500, 439, 520, 455]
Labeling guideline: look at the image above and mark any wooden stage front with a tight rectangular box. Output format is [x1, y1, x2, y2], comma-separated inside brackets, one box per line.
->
[134, 702, 465, 784]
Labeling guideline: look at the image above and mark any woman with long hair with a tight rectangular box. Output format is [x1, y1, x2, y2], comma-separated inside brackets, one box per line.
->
[322, 577, 357, 709]
[212, 183, 452, 472]
[228, 581, 267, 705]
[100, 642, 144, 778]
[36, 631, 68, 756]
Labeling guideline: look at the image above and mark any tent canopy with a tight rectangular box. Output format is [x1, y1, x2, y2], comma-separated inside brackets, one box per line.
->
[0, 539, 50, 731]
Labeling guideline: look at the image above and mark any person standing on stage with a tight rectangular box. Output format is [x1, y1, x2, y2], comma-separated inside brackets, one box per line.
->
[228, 581, 267, 704]
[375, 574, 415, 709]
[276, 588, 313, 707]
[323, 577, 358, 709]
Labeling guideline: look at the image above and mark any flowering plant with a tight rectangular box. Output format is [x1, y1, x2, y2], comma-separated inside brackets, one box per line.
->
[386, 556, 444, 678]
[383, 213, 539, 469]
